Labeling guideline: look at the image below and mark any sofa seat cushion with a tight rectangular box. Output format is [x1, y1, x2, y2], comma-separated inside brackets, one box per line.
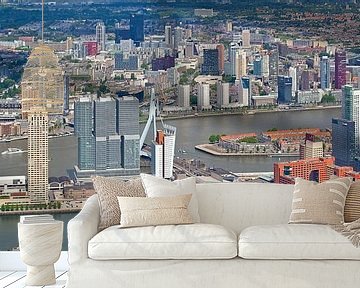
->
[238, 224, 360, 260]
[89, 223, 237, 260]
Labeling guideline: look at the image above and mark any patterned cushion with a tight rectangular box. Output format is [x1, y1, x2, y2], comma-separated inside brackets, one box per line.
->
[117, 194, 193, 228]
[344, 181, 360, 223]
[289, 177, 352, 225]
[92, 176, 146, 229]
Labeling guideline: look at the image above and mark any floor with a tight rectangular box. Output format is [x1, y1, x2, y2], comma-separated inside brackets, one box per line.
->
[0, 271, 67, 288]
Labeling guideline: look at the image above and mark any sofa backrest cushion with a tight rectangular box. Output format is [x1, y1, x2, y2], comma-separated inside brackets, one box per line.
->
[196, 182, 294, 233]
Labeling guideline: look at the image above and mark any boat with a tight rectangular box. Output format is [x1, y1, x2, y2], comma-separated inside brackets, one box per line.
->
[1, 148, 26, 155]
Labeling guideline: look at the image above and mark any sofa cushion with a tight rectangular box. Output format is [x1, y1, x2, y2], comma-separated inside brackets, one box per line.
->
[140, 174, 200, 223]
[289, 177, 352, 225]
[88, 223, 237, 260]
[118, 194, 193, 228]
[238, 224, 360, 260]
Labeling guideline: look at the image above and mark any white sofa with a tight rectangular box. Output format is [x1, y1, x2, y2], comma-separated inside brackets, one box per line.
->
[66, 182, 360, 288]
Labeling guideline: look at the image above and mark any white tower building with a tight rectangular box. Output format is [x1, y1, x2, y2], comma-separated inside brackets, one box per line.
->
[217, 81, 230, 108]
[28, 109, 48, 203]
[198, 83, 210, 110]
[289, 66, 297, 96]
[178, 85, 190, 107]
[96, 22, 106, 52]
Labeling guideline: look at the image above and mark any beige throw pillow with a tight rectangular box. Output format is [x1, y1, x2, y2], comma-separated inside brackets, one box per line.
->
[344, 181, 360, 223]
[289, 177, 352, 225]
[92, 176, 146, 229]
[140, 174, 200, 222]
[118, 194, 194, 228]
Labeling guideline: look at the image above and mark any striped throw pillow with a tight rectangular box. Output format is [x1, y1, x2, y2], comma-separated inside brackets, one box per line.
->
[344, 181, 360, 223]
[289, 177, 352, 225]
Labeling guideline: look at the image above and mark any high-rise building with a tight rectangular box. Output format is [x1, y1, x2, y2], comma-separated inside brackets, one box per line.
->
[226, 20, 233, 32]
[64, 75, 70, 115]
[74, 96, 140, 178]
[335, 49, 347, 89]
[217, 44, 225, 73]
[151, 125, 176, 179]
[74, 98, 95, 171]
[299, 133, 324, 160]
[236, 50, 247, 80]
[185, 41, 194, 58]
[217, 81, 229, 108]
[277, 76, 292, 103]
[27, 109, 48, 203]
[320, 56, 330, 89]
[342, 85, 360, 150]
[197, 83, 210, 110]
[174, 27, 183, 49]
[300, 70, 311, 91]
[229, 44, 239, 77]
[262, 53, 269, 78]
[253, 55, 262, 77]
[117, 96, 140, 170]
[21, 45, 64, 119]
[238, 76, 251, 106]
[242, 29, 250, 48]
[202, 49, 219, 75]
[289, 66, 297, 96]
[332, 118, 356, 168]
[130, 14, 144, 45]
[164, 25, 172, 47]
[269, 49, 279, 82]
[178, 85, 190, 107]
[96, 22, 106, 52]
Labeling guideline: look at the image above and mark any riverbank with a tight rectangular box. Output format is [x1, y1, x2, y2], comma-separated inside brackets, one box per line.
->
[0, 208, 81, 216]
[195, 143, 299, 157]
[140, 105, 341, 123]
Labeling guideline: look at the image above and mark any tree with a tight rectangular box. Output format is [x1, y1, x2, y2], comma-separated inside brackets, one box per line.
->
[209, 134, 220, 143]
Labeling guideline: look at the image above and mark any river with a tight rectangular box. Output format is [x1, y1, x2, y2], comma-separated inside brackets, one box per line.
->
[0, 108, 341, 250]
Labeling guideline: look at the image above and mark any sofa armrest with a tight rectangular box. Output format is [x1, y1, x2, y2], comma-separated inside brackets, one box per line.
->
[67, 194, 100, 264]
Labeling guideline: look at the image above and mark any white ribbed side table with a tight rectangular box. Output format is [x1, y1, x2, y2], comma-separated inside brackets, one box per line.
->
[18, 221, 63, 286]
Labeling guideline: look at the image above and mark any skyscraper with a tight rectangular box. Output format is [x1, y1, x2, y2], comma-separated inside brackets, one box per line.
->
[151, 125, 176, 179]
[238, 76, 251, 107]
[165, 25, 172, 47]
[269, 49, 279, 83]
[174, 27, 183, 49]
[253, 55, 262, 77]
[278, 76, 292, 104]
[342, 85, 360, 150]
[117, 96, 140, 171]
[178, 85, 190, 108]
[229, 44, 239, 77]
[242, 29, 250, 48]
[320, 56, 330, 89]
[21, 45, 64, 119]
[217, 81, 229, 108]
[202, 49, 219, 75]
[289, 66, 297, 96]
[27, 109, 48, 203]
[197, 83, 210, 110]
[96, 22, 106, 52]
[217, 44, 225, 73]
[74, 96, 140, 178]
[332, 118, 356, 168]
[74, 98, 95, 171]
[130, 14, 144, 45]
[236, 49, 247, 80]
[300, 70, 311, 91]
[335, 49, 347, 89]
